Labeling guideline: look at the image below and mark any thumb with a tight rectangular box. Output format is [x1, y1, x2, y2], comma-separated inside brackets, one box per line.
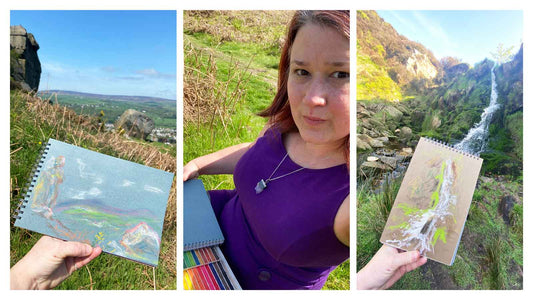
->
[390, 250, 420, 270]
[57, 241, 94, 259]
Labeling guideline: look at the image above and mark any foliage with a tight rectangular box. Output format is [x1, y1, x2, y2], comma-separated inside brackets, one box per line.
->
[491, 43, 515, 65]
[440, 56, 462, 70]
[357, 52, 402, 101]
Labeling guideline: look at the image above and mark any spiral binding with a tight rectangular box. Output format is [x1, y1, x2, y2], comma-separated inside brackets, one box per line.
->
[420, 137, 482, 160]
[13, 140, 51, 221]
[184, 238, 225, 252]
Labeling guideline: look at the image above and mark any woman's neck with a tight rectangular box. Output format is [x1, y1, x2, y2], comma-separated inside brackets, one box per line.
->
[284, 131, 346, 169]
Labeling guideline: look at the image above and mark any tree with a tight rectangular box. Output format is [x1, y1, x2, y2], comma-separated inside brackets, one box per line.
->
[440, 56, 462, 70]
[490, 43, 515, 65]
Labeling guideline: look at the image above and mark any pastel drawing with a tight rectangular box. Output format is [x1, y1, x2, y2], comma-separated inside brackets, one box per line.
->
[29, 155, 163, 266]
[386, 158, 457, 255]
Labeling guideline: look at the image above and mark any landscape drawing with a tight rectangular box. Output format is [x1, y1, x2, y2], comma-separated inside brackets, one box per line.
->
[381, 138, 483, 265]
[16, 139, 173, 267]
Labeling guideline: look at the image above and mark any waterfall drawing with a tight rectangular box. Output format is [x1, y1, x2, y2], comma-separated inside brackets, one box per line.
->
[381, 138, 482, 265]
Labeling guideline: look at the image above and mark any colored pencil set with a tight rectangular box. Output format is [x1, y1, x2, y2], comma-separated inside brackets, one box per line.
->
[183, 246, 240, 290]
[184, 180, 241, 290]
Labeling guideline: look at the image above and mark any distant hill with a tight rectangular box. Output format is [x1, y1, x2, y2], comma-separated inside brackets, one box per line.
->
[38, 90, 176, 128]
[40, 90, 175, 103]
[357, 10, 441, 101]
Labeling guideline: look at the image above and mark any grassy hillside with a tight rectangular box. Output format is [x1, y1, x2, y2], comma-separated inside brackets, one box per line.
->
[10, 90, 176, 289]
[357, 10, 440, 101]
[183, 10, 349, 290]
[40, 92, 177, 128]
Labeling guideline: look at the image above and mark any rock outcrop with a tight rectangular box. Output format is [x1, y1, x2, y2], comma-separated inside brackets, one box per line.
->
[10, 25, 41, 92]
[115, 109, 155, 140]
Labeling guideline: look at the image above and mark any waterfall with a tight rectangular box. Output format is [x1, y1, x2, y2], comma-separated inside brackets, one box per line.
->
[454, 65, 500, 155]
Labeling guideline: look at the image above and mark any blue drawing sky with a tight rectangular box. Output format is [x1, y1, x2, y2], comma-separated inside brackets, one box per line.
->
[376, 10, 523, 66]
[10, 10, 177, 100]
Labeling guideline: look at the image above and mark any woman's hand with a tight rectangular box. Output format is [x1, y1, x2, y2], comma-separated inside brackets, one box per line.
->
[357, 244, 427, 290]
[10, 236, 102, 290]
[183, 160, 200, 181]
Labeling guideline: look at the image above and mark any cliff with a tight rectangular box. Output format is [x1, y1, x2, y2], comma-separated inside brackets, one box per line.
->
[10, 25, 41, 92]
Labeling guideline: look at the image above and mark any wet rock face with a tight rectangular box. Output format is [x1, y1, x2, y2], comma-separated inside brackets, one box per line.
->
[10, 25, 41, 92]
[498, 195, 517, 225]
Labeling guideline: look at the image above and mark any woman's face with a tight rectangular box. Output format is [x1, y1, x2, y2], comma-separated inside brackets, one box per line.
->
[287, 23, 349, 148]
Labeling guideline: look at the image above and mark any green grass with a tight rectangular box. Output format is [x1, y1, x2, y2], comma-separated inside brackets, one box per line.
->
[10, 91, 176, 289]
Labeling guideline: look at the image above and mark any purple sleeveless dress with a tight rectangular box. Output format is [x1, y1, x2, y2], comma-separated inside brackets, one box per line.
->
[208, 128, 349, 289]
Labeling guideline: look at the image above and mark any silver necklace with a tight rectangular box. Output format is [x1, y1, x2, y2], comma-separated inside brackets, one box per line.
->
[255, 153, 306, 194]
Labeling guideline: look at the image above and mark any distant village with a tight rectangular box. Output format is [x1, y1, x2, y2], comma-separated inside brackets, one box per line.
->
[104, 123, 176, 145]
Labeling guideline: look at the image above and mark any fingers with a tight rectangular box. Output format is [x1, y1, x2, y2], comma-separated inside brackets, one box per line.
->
[72, 247, 102, 271]
[390, 250, 421, 270]
[56, 241, 95, 259]
[381, 251, 427, 289]
[404, 255, 427, 272]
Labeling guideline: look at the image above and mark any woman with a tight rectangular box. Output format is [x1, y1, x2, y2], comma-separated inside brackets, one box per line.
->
[184, 10, 425, 290]
[184, 10, 350, 289]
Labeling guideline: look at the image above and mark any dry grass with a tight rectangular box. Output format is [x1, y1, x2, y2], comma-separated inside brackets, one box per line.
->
[184, 10, 293, 48]
[183, 41, 254, 144]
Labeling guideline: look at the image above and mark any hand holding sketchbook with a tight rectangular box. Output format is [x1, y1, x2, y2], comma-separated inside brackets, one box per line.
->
[183, 179, 241, 290]
[14, 139, 174, 267]
[380, 137, 483, 265]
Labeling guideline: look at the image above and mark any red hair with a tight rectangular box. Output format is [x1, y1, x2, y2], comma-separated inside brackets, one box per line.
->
[259, 10, 350, 164]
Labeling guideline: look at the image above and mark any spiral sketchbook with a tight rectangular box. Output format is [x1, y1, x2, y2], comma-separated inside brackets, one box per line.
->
[183, 179, 224, 251]
[183, 179, 241, 290]
[380, 137, 483, 265]
[14, 139, 174, 267]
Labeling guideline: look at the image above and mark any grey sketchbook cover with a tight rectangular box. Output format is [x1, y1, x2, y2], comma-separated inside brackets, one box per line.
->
[14, 139, 174, 267]
[183, 179, 224, 251]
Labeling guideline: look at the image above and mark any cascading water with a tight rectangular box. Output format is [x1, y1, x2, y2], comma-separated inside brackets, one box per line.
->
[454, 65, 500, 155]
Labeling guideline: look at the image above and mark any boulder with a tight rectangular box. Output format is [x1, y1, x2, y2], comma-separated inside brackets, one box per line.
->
[10, 25, 41, 91]
[360, 161, 393, 172]
[382, 105, 404, 122]
[375, 136, 390, 144]
[431, 115, 442, 129]
[115, 109, 155, 140]
[379, 156, 398, 169]
[399, 126, 413, 143]
[401, 147, 413, 154]
[498, 195, 517, 225]
[357, 134, 384, 148]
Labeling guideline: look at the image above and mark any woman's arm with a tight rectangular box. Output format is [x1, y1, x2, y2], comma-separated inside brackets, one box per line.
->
[183, 123, 272, 181]
[333, 195, 349, 246]
[183, 142, 252, 181]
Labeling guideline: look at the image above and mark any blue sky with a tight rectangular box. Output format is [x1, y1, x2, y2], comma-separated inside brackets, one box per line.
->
[376, 10, 523, 66]
[10, 10, 177, 100]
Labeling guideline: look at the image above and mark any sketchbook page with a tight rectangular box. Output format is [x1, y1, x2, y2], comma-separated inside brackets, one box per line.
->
[183, 179, 225, 251]
[380, 137, 483, 265]
[15, 139, 174, 267]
